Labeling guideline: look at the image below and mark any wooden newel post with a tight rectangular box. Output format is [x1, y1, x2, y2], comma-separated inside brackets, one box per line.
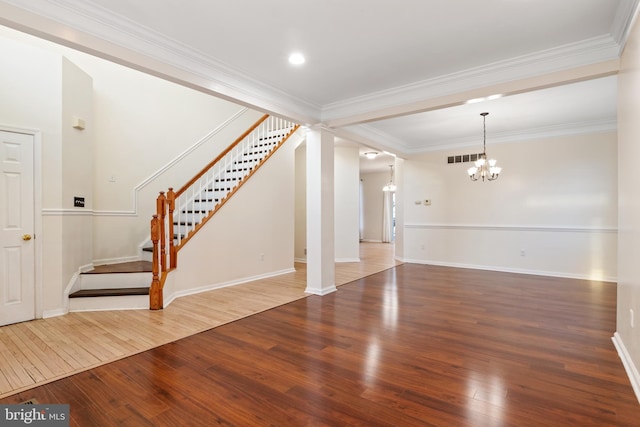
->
[167, 188, 177, 268]
[150, 214, 163, 310]
[157, 192, 166, 273]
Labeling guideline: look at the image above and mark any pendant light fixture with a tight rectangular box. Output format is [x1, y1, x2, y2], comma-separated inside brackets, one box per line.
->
[467, 112, 501, 181]
[382, 165, 396, 192]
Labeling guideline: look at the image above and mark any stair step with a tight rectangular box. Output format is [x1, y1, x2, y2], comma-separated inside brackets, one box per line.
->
[69, 287, 149, 298]
[84, 261, 152, 274]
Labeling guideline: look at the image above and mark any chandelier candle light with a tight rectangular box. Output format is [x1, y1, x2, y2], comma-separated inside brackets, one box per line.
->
[467, 112, 501, 181]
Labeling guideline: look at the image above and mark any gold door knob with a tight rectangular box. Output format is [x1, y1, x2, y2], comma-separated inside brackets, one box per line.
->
[22, 234, 32, 241]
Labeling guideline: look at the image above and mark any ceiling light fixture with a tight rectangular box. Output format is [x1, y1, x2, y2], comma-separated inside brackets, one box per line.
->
[467, 112, 501, 182]
[364, 151, 379, 160]
[288, 52, 305, 65]
[383, 165, 397, 192]
[465, 94, 503, 104]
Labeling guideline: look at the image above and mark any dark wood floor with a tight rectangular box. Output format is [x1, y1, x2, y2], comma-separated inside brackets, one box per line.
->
[2, 264, 638, 426]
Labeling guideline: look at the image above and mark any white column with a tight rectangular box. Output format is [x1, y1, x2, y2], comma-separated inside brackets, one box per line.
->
[305, 127, 336, 295]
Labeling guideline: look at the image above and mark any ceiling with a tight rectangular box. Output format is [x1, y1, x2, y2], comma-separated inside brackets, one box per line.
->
[0, 0, 635, 169]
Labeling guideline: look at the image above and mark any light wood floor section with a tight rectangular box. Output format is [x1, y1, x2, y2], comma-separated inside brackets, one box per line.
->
[0, 242, 399, 399]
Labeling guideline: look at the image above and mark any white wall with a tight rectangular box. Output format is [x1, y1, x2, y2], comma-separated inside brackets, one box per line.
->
[79, 53, 260, 262]
[360, 171, 390, 242]
[616, 10, 640, 401]
[401, 132, 618, 280]
[165, 133, 299, 299]
[60, 58, 94, 310]
[0, 32, 94, 315]
[334, 146, 360, 261]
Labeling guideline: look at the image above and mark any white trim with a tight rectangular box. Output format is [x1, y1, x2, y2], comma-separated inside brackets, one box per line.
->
[62, 262, 96, 315]
[400, 258, 617, 283]
[322, 36, 620, 122]
[612, 332, 640, 404]
[42, 308, 66, 319]
[405, 224, 617, 234]
[294, 257, 307, 264]
[305, 285, 338, 296]
[352, 118, 618, 155]
[360, 239, 383, 243]
[91, 255, 141, 266]
[612, 0, 640, 51]
[335, 258, 361, 263]
[163, 268, 298, 307]
[42, 208, 94, 216]
[79, 263, 94, 273]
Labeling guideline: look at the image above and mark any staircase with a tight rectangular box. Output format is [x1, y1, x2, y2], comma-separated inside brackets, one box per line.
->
[69, 261, 152, 311]
[68, 115, 299, 312]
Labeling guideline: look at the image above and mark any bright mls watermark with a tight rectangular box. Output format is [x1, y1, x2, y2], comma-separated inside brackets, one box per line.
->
[1, 405, 69, 426]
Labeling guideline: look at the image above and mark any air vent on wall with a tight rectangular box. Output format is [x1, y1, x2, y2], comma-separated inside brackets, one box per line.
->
[447, 153, 482, 164]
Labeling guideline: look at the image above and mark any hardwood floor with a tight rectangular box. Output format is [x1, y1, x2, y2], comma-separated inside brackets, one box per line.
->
[0, 242, 399, 399]
[2, 255, 639, 425]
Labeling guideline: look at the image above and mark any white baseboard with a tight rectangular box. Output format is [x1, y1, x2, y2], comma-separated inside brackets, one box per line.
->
[164, 267, 297, 307]
[42, 308, 66, 319]
[336, 258, 361, 263]
[294, 257, 360, 263]
[401, 258, 617, 282]
[612, 332, 640, 404]
[92, 255, 141, 266]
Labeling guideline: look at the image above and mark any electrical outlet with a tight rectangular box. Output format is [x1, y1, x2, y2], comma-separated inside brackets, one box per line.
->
[424, 199, 431, 206]
[260, 253, 264, 261]
[520, 250, 526, 257]
[421, 244, 425, 250]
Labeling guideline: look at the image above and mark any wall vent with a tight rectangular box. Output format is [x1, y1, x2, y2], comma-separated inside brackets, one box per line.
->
[447, 153, 482, 164]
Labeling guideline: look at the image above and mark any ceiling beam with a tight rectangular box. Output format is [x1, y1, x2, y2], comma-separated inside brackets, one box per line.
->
[324, 59, 620, 129]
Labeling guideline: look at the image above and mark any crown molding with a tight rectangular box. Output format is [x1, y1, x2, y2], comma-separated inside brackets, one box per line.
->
[0, 0, 322, 124]
[612, 0, 640, 51]
[322, 35, 620, 124]
[0, 0, 632, 131]
[346, 118, 617, 155]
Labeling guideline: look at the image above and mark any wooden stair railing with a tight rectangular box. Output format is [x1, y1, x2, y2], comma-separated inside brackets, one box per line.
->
[150, 114, 300, 309]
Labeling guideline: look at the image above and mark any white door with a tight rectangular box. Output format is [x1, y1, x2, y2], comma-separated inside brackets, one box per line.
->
[0, 131, 35, 326]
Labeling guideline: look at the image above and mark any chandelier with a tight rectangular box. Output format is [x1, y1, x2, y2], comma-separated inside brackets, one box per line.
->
[382, 165, 396, 192]
[467, 112, 501, 181]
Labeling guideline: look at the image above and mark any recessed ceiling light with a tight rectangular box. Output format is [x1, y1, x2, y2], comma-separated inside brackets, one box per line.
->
[466, 97, 484, 104]
[465, 94, 503, 104]
[289, 52, 305, 65]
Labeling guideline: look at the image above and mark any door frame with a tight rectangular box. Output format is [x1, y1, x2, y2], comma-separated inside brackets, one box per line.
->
[1, 124, 42, 320]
